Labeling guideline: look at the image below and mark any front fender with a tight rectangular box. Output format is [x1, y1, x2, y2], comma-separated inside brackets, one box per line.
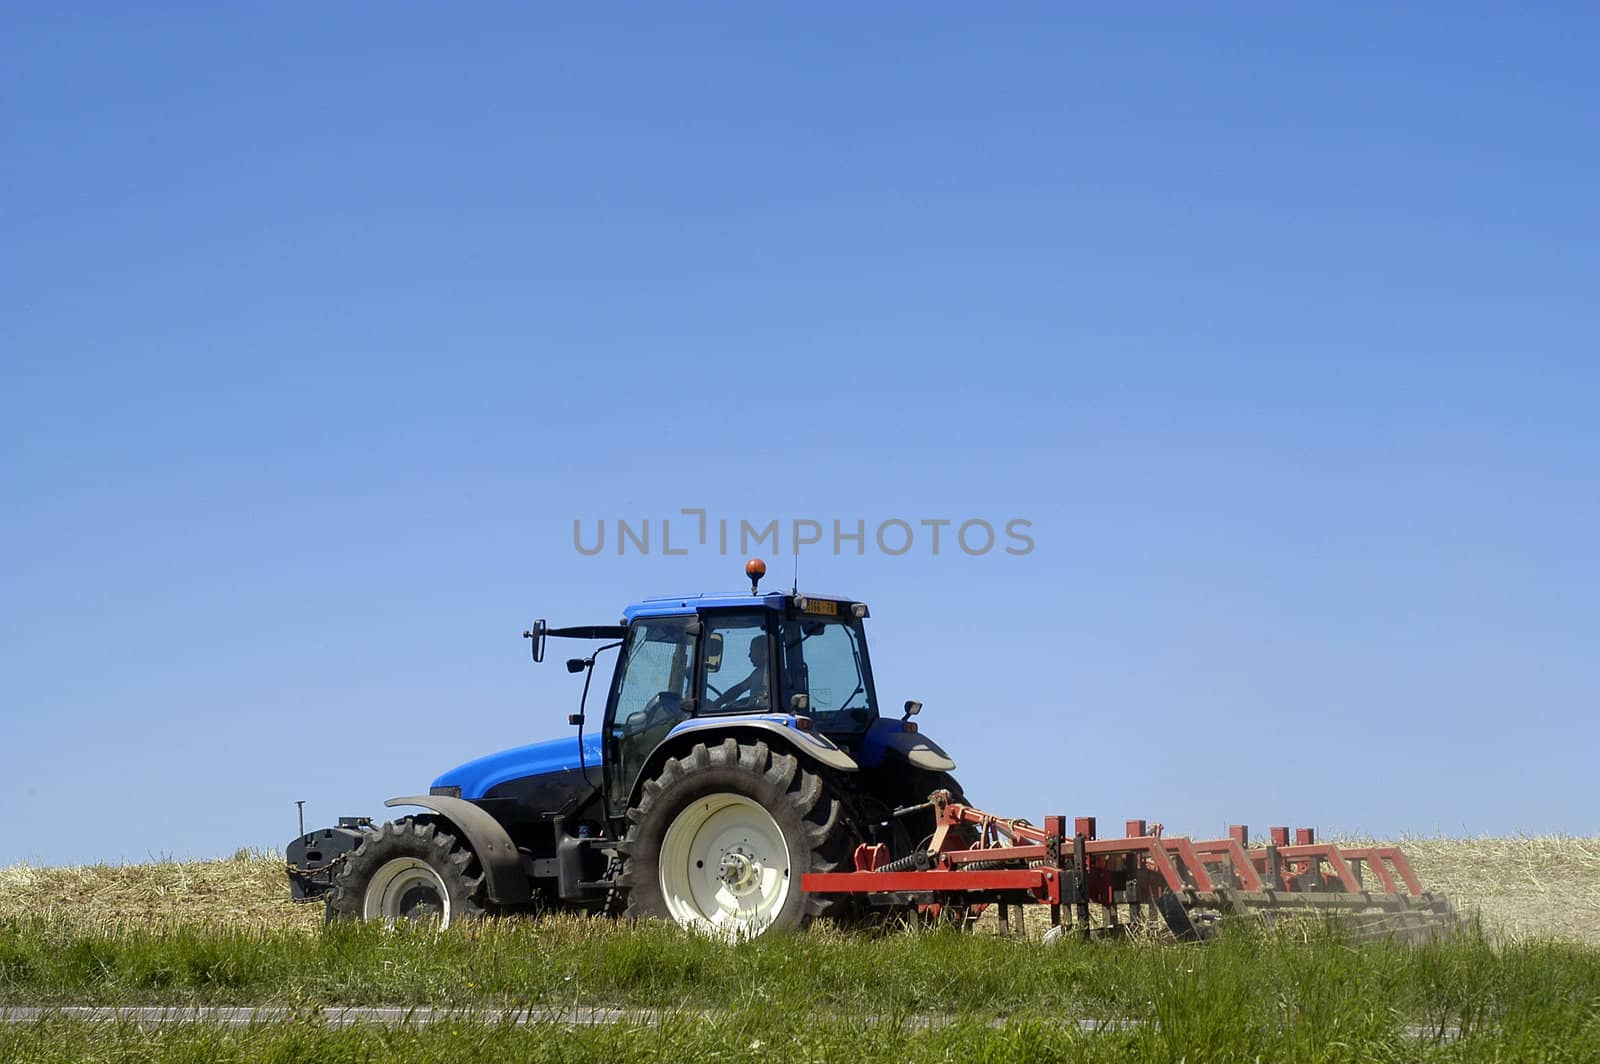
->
[855, 717, 957, 772]
[384, 794, 532, 905]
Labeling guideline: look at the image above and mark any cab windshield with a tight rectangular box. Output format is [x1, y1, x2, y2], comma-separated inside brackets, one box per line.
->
[778, 616, 877, 734]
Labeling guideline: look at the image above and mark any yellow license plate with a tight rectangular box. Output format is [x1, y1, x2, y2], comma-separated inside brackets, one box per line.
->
[803, 598, 839, 616]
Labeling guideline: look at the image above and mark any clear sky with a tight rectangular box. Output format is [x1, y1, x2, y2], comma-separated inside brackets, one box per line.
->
[3, 5, 1597, 866]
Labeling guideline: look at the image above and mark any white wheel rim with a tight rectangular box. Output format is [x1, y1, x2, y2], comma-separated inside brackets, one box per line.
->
[658, 793, 792, 938]
[362, 857, 452, 927]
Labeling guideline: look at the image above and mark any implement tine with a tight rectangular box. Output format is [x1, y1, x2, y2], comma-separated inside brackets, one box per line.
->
[1162, 837, 1216, 893]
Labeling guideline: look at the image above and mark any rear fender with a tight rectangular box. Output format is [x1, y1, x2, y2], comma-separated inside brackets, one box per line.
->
[384, 794, 532, 905]
[628, 716, 858, 810]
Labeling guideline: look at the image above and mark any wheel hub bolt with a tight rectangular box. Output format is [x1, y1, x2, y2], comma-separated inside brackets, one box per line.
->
[719, 851, 758, 891]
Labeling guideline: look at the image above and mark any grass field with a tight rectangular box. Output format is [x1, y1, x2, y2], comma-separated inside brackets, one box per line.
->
[2, 838, 1598, 1061]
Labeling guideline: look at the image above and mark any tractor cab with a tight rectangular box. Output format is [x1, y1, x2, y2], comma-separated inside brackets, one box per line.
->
[601, 583, 878, 815]
[531, 558, 879, 818]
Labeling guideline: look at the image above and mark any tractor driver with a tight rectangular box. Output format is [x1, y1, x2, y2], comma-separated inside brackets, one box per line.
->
[712, 633, 769, 710]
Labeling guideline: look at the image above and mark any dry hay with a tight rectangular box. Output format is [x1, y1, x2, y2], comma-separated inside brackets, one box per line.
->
[2, 837, 1597, 944]
[1386, 834, 1600, 946]
[0, 850, 321, 934]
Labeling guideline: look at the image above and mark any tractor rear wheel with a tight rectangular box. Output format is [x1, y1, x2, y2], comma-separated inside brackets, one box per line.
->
[327, 818, 486, 928]
[619, 738, 851, 938]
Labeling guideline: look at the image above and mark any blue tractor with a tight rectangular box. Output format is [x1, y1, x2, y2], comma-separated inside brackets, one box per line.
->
[287, 560, 965, 937]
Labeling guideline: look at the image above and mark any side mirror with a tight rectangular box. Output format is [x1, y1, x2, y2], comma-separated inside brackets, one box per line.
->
[902, 699, 922, 721]
[523, 619, 548, 663]
[705, 631, 725, 671]
[565, 658, 587, 674]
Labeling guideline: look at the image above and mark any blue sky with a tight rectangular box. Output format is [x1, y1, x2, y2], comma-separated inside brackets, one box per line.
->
[3, 5, 1596, 866]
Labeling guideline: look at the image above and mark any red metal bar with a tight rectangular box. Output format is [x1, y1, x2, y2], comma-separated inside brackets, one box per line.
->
[802, 868, 1057, 899]
[1338, 847, 1397, 893]
[947, 845, 1048, 864]
[1188, 838, 1264, 891]
[1162, 837, 1217, 892]
[1083, 836, 1189, 893]
[852, 843, 890, 872]
[947, 805, 1047, 845]
[1361, 846, 1424, 895]
[1270, 843, 1362, 892]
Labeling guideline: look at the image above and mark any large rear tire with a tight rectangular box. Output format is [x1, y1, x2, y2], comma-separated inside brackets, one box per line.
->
[327, 818, 486, 928]
[619, 738, 851, 938]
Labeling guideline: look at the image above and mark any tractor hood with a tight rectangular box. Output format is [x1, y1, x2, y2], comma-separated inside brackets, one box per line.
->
[854, 716, 957, 772]
[430, 734, 602, 802]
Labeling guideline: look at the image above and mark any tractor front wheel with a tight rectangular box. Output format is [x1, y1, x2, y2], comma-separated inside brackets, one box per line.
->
[327, 818, 486, 928]
[619, 739, 850, 938]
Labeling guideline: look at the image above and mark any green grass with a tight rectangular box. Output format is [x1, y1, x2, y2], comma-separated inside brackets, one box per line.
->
[3, 916, 1599, 1061]
[3, 1001, 1599, 1064]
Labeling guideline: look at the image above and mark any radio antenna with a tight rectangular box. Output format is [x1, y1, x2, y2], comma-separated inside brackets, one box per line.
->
[792, 550, 799, 595]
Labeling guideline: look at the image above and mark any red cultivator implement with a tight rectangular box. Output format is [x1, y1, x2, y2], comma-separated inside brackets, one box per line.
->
[803, 791, 1457, 943]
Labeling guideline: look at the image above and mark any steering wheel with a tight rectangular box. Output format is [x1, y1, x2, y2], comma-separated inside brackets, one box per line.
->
[711, 682, 765, 713]
[711, 679, 767, 712]
[714, 688, 767, 713]
[633, 692, 684, 733]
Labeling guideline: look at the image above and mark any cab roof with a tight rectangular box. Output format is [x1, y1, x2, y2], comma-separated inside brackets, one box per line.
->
[622, 591, 860, 622]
